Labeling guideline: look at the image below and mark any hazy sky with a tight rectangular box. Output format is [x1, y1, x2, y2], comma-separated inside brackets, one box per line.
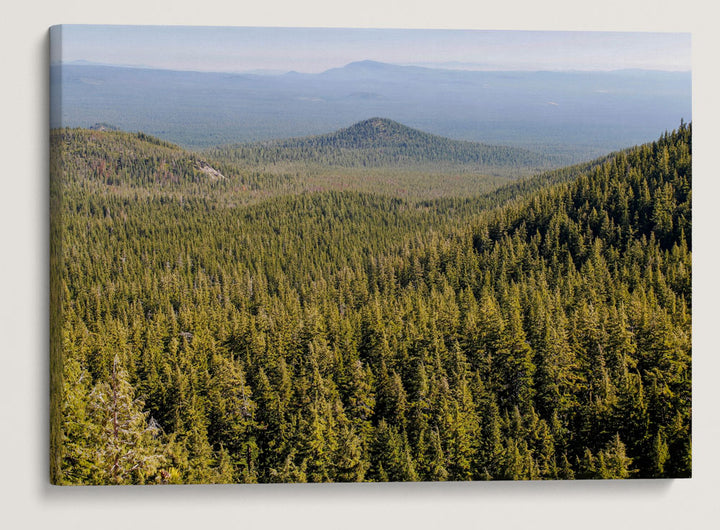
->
[51, 25, 691, 73]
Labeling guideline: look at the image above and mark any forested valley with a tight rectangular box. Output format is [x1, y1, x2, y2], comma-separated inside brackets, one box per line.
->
[50, 121, 691, 484]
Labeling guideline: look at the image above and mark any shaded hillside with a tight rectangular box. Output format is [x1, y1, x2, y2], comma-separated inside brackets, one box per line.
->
[208, 118, 559, 171]
[462, 123, 692, 477]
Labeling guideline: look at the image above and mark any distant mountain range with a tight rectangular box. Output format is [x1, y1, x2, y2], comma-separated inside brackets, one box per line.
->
[51, 60, 691, 159]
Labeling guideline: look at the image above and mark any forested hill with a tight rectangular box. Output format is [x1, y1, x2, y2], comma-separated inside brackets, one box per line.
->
[54, 128, 230, 189]
[208, 118, 560, 170]
[54, 125, 569, 200]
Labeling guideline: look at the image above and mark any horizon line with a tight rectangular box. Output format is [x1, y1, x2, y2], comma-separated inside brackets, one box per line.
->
[52, 58, 692, 75]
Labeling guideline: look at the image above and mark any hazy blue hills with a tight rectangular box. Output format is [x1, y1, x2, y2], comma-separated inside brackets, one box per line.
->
[51, 61, 691, 159]
[208, 117, 559, 171]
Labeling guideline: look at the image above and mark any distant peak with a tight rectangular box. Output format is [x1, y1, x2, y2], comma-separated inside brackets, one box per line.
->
[355, 117, 400, 127]
[319, 60, 408, 77]
[344, 60, 392, 69]
[342, 118, 411, 138]
[319, 60, 400, 75]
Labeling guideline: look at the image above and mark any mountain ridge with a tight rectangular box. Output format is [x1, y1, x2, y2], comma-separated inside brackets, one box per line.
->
[52, 62, 691, 154]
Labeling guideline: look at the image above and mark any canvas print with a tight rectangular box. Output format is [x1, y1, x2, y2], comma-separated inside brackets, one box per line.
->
[49, 26, 691, 485]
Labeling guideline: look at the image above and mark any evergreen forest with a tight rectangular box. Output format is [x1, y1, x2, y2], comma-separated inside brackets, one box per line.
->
[50, 120, 691, 484]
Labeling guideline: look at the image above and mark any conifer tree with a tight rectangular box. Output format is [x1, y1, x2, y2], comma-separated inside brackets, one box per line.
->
[85, 355, 166, 484]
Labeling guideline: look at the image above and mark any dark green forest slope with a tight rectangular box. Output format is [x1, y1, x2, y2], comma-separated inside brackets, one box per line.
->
[208, 118, 559, 171]
[50, 123, 691, 484]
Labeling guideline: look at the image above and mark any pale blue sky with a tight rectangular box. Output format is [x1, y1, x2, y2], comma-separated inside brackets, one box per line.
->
[51, 25, 691, 73]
